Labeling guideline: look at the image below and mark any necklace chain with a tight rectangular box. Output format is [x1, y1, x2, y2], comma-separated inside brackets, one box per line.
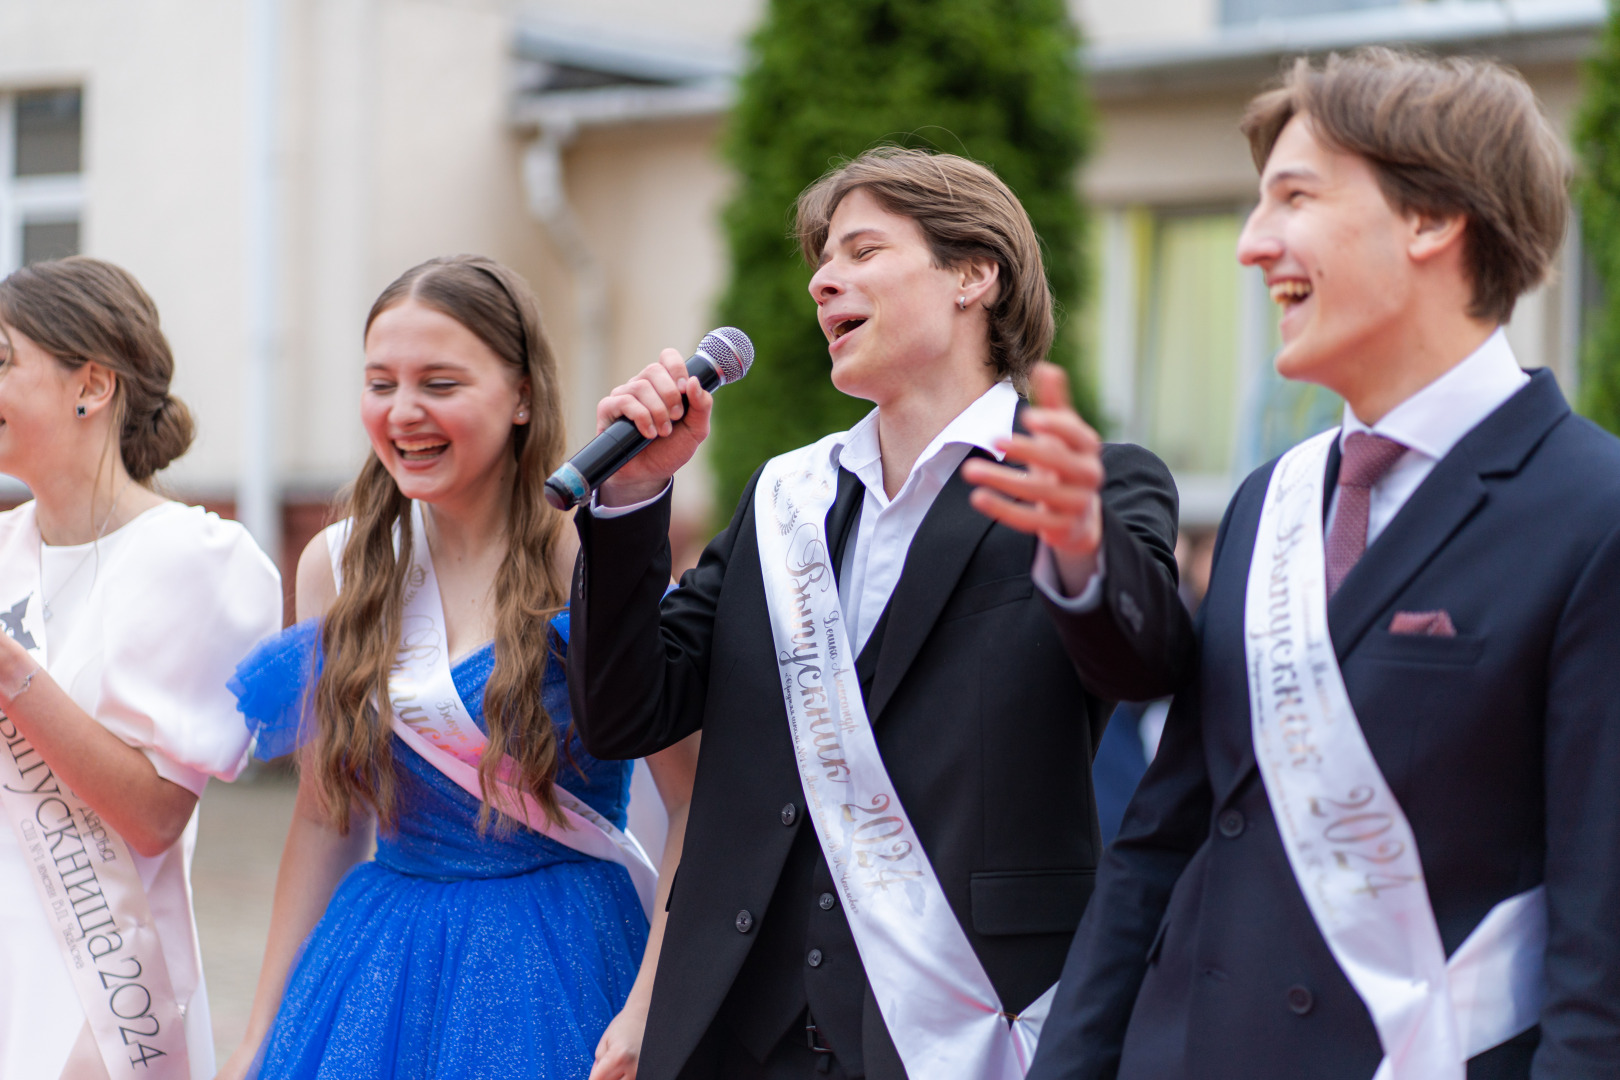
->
[42, 479, 133, 622]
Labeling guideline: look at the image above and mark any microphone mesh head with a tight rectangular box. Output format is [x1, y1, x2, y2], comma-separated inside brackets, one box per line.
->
[698, 327, 754, 385]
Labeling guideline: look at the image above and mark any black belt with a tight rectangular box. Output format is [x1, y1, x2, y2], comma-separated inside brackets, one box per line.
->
[805, 1010, 835, 1074]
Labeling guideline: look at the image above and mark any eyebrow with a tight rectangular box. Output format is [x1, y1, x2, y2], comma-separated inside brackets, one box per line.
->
[820, 226, 886, 263]
[363, 360, 472, 375]
[1263, 166, 1321, 190]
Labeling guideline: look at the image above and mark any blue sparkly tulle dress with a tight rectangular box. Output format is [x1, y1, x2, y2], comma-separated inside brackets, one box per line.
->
[230, 616, 648, 1080]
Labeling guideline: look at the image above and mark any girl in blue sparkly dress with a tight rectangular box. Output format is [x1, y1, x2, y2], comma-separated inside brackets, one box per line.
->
[217, 255, 696, 1080]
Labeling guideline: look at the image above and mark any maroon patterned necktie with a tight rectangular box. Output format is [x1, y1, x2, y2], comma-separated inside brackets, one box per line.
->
[1325, 432, 1408, 599]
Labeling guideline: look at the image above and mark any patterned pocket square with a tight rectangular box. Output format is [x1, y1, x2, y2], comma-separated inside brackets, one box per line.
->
[1389, 610, 1457, 637]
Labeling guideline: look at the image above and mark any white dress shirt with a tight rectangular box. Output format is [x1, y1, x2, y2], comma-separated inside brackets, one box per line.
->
[832, 381, 1019, 654]
[1327, 327, 1529, 545]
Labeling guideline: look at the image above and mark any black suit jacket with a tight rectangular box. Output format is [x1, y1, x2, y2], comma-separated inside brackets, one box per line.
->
[1028, 371, 1620, 1080]
[570, 439, 1194, 1080]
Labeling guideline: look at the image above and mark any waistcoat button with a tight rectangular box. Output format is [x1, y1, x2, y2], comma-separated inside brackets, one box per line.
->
[1286, 985, 1314, 1015]
[818, 892, 836, 911]
[780, 803, 797, 826]
[1218, 809, 1245, 838]
[807, 948, 823, 968]
[735, 909, 753, 933]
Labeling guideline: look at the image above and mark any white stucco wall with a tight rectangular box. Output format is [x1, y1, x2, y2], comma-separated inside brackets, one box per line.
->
[0, 0, 250, 493]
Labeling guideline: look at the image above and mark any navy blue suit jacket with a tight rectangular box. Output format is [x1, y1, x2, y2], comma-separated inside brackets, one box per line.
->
[1029, 370, 1620, 1080]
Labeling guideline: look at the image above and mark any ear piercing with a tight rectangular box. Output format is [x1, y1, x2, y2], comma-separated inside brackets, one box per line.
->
[957, 296, 968, 310]
[75, 405, 87, 418]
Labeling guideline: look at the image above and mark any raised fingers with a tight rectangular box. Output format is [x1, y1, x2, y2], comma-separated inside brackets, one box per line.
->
[1029, 360, 1073, 412]
[1013, 404, 1101, 456]
[990, 431, 1104, 491]
[968, 485, 1099, 551]
[962, 457, 1095, 512]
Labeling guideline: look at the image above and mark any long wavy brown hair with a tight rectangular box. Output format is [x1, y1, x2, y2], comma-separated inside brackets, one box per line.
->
[308, 255, 570, 834]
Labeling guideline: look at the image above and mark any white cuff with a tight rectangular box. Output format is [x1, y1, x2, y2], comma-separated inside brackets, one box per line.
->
[590, 481, 672, 519]
[1032, 543, 1106, 613]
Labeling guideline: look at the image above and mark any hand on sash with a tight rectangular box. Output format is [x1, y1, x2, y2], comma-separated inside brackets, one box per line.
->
[595, 349, 715, 508]
[963, 361, 1104, 595]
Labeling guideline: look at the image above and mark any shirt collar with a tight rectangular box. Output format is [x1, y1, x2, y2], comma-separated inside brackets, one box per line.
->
[1340, 327, 1529, 461]
[833, 380, 1019, 478]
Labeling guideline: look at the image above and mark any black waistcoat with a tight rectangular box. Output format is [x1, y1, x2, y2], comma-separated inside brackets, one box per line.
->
[716, 466, 889, 1072]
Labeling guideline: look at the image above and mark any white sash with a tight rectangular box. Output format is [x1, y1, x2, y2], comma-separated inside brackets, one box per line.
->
[0, 504, 190, 1079]
[1245, 429, 1545, 1078]
[324, 504, 658, 918]
[755, 436, 1055, 1080]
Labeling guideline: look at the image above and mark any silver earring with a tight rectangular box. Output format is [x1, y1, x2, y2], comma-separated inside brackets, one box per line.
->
[957, 296, 968, 311]
[75, 405, 87, 418]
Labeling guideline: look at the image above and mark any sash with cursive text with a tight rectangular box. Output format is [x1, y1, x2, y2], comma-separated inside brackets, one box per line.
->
[1246, 429, 1546, 1079]
[0, 502, 190, 1079]
[324, 504, 658, 918]
[754, 435, 1054, 1080]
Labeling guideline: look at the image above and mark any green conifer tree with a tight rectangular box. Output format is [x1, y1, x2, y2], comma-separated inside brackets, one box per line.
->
[710, 0, 1095, 516]
[1575, 6, 1620, 433]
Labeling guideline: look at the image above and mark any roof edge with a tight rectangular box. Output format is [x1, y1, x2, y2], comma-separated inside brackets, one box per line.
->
[1085, 0, 1605, 98]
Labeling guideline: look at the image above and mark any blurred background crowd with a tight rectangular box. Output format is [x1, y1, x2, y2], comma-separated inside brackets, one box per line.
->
[2, 0, 1616, 1061]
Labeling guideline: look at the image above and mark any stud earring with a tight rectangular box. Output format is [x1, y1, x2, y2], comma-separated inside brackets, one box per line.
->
[75, 405, 87, 419]
[515, 409, 528, 422]
[957, 296, 968, 311]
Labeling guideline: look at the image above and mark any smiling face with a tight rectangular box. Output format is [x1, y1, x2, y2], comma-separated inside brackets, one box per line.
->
[0, 322, 90, 486]
[1237, 114, 1417, 393]
[361, 300, 529, 508]
[807, 188, 977, 404]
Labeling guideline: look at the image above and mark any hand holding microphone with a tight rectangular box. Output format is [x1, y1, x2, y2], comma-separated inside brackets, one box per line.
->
[546, 328, 753, 511]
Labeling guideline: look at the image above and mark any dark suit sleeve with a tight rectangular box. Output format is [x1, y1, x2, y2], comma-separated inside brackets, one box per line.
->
[1536, 519, 1620, 1075]
[1027, 480, 1244, 1080]
[1040, 442, 1195, 703]
[568, 466, 763, 761]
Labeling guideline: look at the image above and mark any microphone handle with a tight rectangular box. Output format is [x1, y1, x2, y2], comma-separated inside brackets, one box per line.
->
[544, 354, 724, 510]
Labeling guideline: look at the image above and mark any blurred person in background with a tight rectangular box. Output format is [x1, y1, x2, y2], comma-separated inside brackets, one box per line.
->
[0, 257, 283, 1080]
[1002, 48, 1620, 1080]
[219, 255, 695, 1080]
[568, 148, 1194, 1080]
[1092, 531, 1215, 847]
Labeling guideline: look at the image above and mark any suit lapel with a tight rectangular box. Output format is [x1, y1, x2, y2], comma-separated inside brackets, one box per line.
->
[1325, 461, 1486, 659]
[1326, 370, 1567, 659]
[1223, 371, 1569, 796]
[864, 452, 997, 722]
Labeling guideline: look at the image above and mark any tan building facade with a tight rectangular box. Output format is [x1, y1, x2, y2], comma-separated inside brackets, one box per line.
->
[0, 0, 1603, 587]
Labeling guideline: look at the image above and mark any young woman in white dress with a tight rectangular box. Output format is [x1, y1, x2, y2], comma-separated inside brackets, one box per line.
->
[0, 257, 284, 1080]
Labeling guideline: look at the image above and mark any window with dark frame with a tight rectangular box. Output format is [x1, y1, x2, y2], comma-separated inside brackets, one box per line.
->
[4, 86, 85, 270]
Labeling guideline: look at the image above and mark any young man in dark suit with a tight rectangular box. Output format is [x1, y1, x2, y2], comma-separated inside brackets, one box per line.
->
[976, 48, 1620, 1080]
[568, 148, 1194, 1080]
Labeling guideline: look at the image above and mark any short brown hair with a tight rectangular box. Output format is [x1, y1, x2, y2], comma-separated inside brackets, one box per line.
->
[796, 147, 1053, 391]
[1241, 47, 1569, 323]
[0, 257, 194, 481]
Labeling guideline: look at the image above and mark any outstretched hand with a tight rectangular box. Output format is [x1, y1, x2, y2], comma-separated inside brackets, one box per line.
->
[595, 348, 714, 508]
[963, 361, 1105, 595]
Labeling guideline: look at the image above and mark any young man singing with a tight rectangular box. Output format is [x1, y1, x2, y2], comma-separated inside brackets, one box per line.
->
[976, 48, 1620, 1080]
[568, 148, 1194, 1080]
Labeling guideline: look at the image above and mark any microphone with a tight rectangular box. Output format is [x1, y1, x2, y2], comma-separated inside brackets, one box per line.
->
[545, 327, 755, 511]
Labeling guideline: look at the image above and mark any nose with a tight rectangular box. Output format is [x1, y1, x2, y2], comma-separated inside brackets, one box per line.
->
[808, 262, 843, 306]
[1236, 206, 1281, 268]
[389, 385, 427, 426]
